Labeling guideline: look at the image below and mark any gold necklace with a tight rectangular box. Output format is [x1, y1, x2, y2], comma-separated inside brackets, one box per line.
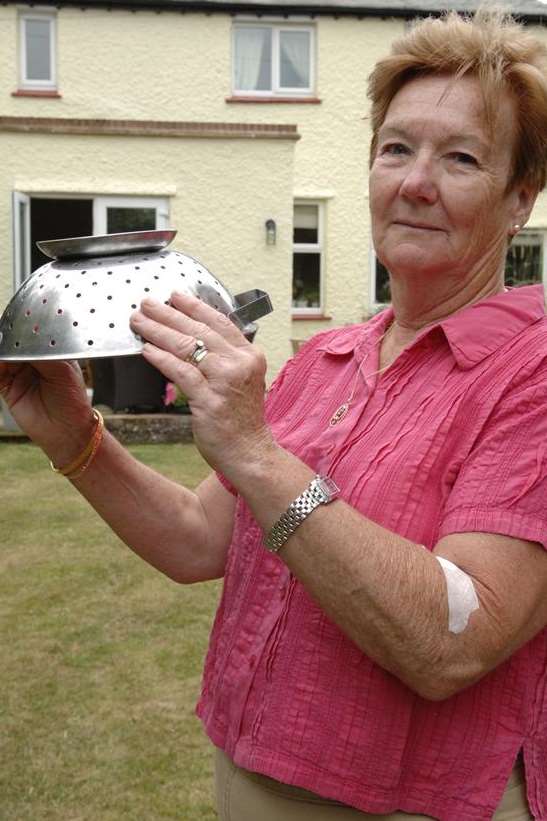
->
[329, 322, 395, 427]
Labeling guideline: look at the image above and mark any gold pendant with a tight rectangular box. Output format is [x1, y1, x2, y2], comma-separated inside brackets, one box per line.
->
[329, 403, 349, 426]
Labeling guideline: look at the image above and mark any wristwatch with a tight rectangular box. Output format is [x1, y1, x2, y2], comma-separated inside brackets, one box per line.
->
[264, 474, 340, 553]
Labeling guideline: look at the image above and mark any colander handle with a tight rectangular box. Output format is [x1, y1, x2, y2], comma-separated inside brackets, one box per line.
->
[229, 289, 273, 340]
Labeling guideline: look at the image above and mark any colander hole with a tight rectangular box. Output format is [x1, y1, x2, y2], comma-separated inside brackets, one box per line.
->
[178, 260, 183, 265]
[153, 275, 159, 280]
[126, 279, 131, 284]
[55, 274, 61, 279]
[107, 271, 113, 275]
[49, 340, 56, 347]
[131, 303, 137, 309]
[39, 284, 44, 290]
[14, 341, 20, 347]
[73, 321, 78, 327]
[180, 272, 186, 277]
[164, 300, 170, 305]
[90, 308, 96, 314]
[81, 270, 87, 275]
[64, 283, 70, 288]
[135, 266, 140, 270]
[76, 293, 82, 298]
[109, 322, 115, 329]
[144, 287, 150, 293]
[87, 340, 94, 346]
[107, 295, 112, 300]
[32, 325, 39, 334]
[25, 310, 31, 317]
[161, 265, 166, 269]
[92, 281, 98, 286]
[42, 298, 47, 304]
[197, 280, 202, 284]
[57, 309, 63, 315]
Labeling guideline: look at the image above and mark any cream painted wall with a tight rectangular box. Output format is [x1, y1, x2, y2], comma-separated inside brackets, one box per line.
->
[1, 6, 546, 364]
[0, 6, 404, 359]
[0, 131, 295, 376]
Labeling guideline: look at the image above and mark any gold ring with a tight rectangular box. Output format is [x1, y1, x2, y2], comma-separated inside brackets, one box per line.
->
[187, 338, 209, 366]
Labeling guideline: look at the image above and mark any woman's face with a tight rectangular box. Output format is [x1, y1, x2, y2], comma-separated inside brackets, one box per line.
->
[369, 74, 534, 286]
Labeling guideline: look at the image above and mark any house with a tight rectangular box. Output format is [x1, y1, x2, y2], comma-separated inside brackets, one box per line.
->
[1, 0, 546, 382]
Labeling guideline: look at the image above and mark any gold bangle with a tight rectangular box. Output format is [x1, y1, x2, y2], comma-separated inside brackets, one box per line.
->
[49, 409, 105, 478]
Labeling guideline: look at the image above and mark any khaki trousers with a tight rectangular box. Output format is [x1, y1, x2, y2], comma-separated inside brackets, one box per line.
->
[215, 748, 532, 821]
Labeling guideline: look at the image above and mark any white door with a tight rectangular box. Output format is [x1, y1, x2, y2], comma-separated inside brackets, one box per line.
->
[93, 196, 169, 235]
[12, 191, 31, 290]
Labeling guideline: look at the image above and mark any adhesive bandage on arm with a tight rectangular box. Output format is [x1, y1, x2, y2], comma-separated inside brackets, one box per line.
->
[435, 556, 480, 634]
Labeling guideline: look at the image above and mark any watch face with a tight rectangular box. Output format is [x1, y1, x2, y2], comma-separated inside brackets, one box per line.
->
[316, 476, 340, 501]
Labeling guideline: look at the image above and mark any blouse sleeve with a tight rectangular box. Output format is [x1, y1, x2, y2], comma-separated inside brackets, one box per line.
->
[439, 364, 547, 550]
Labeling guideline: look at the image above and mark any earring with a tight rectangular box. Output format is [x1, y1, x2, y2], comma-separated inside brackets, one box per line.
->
[511, 224, 522, 235]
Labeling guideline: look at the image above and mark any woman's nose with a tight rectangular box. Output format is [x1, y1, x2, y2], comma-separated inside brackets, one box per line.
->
[399, 156, 438, 204]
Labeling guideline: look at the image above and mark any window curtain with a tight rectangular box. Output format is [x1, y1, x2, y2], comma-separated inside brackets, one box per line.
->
[235, 28, 270, 91]
[279, 31, 310, 89]
[26, 19, 51, 81]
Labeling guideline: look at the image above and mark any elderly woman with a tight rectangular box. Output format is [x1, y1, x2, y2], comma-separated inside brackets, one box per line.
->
[1, 8, 546, 821]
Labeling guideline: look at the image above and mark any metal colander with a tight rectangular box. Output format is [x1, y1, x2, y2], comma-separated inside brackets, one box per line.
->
[0, 230, 272, 361]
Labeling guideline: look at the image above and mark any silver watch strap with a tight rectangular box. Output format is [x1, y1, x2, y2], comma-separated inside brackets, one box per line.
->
[264, 475, 339, 553]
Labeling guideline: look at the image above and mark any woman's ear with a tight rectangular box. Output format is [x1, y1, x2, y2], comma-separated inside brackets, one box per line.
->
[509, 182, 539, 234]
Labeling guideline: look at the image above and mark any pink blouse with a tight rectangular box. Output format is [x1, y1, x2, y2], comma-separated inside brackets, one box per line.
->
[197, 285, 547, 821]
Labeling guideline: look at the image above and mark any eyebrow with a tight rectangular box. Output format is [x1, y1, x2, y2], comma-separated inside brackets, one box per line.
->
[377, 124, 490, 155]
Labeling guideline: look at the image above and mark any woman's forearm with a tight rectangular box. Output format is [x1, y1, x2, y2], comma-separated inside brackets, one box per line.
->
[226, 444, 466, 700]
[64, 431, 233, 583]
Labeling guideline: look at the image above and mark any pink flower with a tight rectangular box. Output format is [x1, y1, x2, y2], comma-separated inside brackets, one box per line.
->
[163, 382, 177, 406]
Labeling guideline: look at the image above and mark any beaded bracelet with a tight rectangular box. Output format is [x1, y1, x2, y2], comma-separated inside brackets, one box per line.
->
[49, 409, 105, 480]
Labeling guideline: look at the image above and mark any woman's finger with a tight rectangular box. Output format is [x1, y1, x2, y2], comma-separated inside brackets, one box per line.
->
[170, 291, 253, 348]
[138, 292, 250, 349]
[130, 310, 222, 368]
[140, 342, 207, 396]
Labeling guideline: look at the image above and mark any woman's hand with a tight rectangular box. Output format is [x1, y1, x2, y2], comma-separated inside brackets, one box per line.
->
[0, 360, 95, 465]
[130, 292, 277, 479]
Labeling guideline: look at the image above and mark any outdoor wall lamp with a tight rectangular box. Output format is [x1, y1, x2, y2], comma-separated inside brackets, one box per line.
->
[265, 219, 277, 246]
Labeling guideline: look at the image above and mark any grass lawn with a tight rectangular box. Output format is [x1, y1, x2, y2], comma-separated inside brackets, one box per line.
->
[0, 441, 221, 820]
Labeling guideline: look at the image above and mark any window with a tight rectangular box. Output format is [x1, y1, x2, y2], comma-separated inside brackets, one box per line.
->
[92, 196, 169, 235]
[373, 257, 391, 306]
[19, 12, 56, 90]
[12, 193, 169, 290]
[505, 232, 545, 287]
[293, 202, 323, 313]
[233, 24, 314, 97]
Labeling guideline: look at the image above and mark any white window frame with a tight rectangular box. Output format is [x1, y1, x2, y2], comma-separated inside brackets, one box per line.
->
[11, 193, 170, 292]
[504, 230, 547, 287]
[19, 11, 57, 90]
[292, 200, 324, 315]
[12, 191, 31, 290]
[232, 22, 315, 98]
[93, 196, 169, 235]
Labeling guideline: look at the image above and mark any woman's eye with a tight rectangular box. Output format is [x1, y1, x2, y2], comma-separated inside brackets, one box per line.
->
[382, 143, 409, 157]
[451, 152, 478, 166]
